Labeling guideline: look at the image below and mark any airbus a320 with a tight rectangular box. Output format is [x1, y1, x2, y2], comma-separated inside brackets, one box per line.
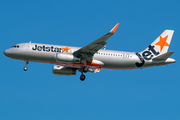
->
[4, 23, 176, 81]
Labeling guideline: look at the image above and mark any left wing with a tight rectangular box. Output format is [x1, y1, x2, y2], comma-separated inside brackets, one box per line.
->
[73, 23, 120, 62]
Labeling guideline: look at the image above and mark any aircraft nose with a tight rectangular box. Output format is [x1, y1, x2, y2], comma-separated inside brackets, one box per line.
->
[4, 49, 12, 57]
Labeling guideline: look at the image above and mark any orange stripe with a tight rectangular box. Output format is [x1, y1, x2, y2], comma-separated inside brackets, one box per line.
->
[90, 62, 100, 66]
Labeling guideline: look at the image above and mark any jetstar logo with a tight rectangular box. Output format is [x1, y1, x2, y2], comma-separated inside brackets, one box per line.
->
[32, 45, 71, 53]
[135, 35, 169, 67]
[62, 47, 71, 53]
[155, 35, 169, 52]
[135, 44, 159, 67]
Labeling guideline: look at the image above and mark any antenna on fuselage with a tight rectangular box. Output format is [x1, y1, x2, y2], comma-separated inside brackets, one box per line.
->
[29, 41, 31, 43]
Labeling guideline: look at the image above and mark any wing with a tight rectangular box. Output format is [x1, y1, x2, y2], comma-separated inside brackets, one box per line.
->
[73, 23, 120, 62]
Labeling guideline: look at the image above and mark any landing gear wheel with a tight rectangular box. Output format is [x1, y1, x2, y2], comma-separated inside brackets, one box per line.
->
[24, 67, 28, 71]
[80, 74, 86, 81]
[24, 61, 29, 71]
[83, 66, 88, 73]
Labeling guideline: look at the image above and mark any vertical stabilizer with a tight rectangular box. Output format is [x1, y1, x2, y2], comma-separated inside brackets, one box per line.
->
[135, 30, 174, 68]
[142, 30, 174, 55]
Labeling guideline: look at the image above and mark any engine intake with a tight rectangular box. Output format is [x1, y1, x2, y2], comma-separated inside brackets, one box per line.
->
[56, 53, 80, 63]
[53, 65, 76, 76]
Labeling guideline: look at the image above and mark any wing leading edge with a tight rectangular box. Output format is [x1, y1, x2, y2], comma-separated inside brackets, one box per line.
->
[73, 23, 120, 62]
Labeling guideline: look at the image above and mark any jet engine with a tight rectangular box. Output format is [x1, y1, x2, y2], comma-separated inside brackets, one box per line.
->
[53, 65, 76, 76]
[56, 53, 80, 63]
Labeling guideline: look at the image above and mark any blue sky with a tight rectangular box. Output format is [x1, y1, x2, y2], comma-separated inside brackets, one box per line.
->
[1, 0, 180, 120]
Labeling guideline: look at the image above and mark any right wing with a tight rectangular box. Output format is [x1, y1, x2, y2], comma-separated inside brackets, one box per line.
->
[73, 23, 120, 62]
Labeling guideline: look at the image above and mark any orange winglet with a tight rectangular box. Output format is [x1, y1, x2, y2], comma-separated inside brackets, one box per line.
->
[110, 23, 120, 33]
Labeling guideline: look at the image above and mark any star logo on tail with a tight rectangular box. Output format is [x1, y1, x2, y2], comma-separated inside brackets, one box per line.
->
[155, 35, 169, 52]
[62, 47, 71, 53]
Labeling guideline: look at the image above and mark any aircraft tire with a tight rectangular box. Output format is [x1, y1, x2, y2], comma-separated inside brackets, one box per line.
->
[24, 67, 28, 71]
[83, 66, 88, 73]
[80, 74, 86, 81]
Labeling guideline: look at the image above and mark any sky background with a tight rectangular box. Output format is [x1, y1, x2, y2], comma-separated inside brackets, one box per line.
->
[0, 0, 180, 120]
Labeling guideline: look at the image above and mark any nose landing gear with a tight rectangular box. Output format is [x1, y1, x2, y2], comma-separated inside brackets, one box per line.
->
[23, 61, 29, 71]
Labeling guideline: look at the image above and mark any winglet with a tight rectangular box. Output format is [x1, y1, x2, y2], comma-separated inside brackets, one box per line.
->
[110, 23, 120, 33]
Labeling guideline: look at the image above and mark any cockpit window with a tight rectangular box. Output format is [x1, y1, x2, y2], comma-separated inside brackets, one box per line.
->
[12, 45, 20, 48]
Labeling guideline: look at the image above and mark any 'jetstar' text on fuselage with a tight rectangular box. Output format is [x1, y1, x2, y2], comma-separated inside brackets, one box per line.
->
[32, 45, 62, 52]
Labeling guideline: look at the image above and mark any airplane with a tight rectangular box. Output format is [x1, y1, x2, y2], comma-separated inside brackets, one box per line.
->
[4, 23, 176, 81]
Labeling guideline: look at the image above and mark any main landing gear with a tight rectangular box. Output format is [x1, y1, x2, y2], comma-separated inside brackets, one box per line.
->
[23, 61, 29, 71]
[80, 66, 89, 81]
[80, 74, 86, 81]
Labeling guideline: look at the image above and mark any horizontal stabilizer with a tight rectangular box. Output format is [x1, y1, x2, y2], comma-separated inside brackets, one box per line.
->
[152, 51, 174, 61]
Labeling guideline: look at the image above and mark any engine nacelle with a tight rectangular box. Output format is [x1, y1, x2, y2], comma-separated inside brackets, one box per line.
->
[53, 65, 76, 76]
[56, 53, 80, 63]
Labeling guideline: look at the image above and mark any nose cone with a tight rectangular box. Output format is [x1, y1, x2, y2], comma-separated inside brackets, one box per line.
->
[4, 49, 12, 57]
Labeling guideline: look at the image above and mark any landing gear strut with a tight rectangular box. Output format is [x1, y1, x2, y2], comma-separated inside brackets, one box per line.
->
[23, 61, 29, 71]
[80, 58, 89, 81]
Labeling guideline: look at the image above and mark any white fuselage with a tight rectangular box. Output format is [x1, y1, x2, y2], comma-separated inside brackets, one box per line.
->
[4, 42, 175, 70]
